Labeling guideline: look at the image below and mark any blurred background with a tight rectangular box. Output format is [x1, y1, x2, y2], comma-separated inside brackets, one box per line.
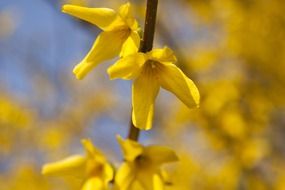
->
[1, 0, 285, 189]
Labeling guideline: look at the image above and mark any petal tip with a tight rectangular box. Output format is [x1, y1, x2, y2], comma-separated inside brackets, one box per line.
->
[41, 165, 48, 175]
[81, 138, 91, 146]
[142, 124, 152, 131]
[73, 74, 84, 80]
[116, 134, 124, 142]
[193, 90, 200, 107]
[61, 4, 72, 13]
[41, 163, 56, 176]
[131, 95, 154, 131]
[73, 66, 85, 80]
[122, 2, 131, 9]
[106, 68, 116, 80]
[132, 121, 152, 131]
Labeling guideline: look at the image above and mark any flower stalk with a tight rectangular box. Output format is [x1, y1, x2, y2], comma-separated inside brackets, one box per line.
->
[141, 0, 158, 53]
[128, 0, 158, 141]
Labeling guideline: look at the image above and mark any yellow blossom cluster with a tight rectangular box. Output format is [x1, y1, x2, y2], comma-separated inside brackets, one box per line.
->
[42, 2, 199, 190]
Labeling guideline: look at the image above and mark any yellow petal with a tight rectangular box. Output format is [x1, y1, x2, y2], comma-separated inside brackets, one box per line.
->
[62, 5, 125, 31]
[103, 163, 114, 184]
[153, 174, 164, 190]
[159, 170, 172, 185]
[81, 139, 106, 163]
[42, 155, 86, 177]
[82, 139, 100, 156]
[147, 47, 177, 63]
[144, 146, 178, 166]
[135, 170, 154, 190]
[115, 163, 136, 190]
[82, 177, 104, 190]
[117, 135, 143, 162]
[73, 30, 128, 79]
[118, 2, 131, 20]
[118, 2, 138, 30]
[120, 31, 140, 57]
[158, 63, 200, 108]
[107, 53, 145, 80]
[132, 71, 160, 130]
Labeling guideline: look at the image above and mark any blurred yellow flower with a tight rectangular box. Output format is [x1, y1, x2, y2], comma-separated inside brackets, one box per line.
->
[0, 96, 31, 128]
[42, 139, 113, 190]
[115, 136, 178, 190]
[62, 2, 140, 79]
[108, 47, 200, 130]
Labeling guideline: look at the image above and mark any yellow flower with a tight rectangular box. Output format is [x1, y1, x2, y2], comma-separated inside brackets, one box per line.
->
[115, 136, 178, 190]
[62, 2, 140, 79]
[42, 139, 113, 190]
[108, 47, 200, 130]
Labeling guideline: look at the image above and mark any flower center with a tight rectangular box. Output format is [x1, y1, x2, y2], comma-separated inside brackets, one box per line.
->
[86, 160, 104, 177]
[135, 155, 151, 168]
[146, 59, 160, 69]
[142, 60, 163, 79]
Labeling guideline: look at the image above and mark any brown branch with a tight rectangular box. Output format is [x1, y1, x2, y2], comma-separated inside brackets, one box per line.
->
[140, 0, 158, 53]
[128, 118, 140, 141]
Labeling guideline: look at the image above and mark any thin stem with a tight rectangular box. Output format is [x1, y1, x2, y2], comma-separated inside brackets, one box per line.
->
[128, 117, 140, 141]
[140, 0, 158, 53]
[128, 0, 158, 141]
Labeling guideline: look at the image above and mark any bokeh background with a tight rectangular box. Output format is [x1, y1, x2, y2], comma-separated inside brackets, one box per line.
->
[1, 0, 285, 189]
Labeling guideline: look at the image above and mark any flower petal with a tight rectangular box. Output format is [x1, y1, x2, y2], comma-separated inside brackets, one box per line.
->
[118, 2, 138, 30]
[107, 53, 145, 80]
[62, 5, 125, 31]
[147, 47, 177, 63]
[82, 177, 104, 190]
[144, 146, 178, 166]
[73, 30, 128, 79]
[120, 31, 140, 57]
[81, 139, 107, 164]
[82, 139, 101, 156]
[132, 71, 160, 130]
[103, 163, 114, 184]
[153, 174, 164, 190]
[115, 163, 136, 190]
[42, 155, 86, 177]
[117, 135, 144, 162]
[158, 63, 200, 108]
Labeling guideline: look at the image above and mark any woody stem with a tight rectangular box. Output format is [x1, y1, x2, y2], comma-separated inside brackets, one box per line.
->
[128, 0, 158, 141]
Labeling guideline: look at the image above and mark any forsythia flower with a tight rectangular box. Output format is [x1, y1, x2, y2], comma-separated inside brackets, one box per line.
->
[62, 2, 140, 79]
[42, 139, 113, 190]
[108, 47, 200, 130]
[115, 136, 178, 190]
